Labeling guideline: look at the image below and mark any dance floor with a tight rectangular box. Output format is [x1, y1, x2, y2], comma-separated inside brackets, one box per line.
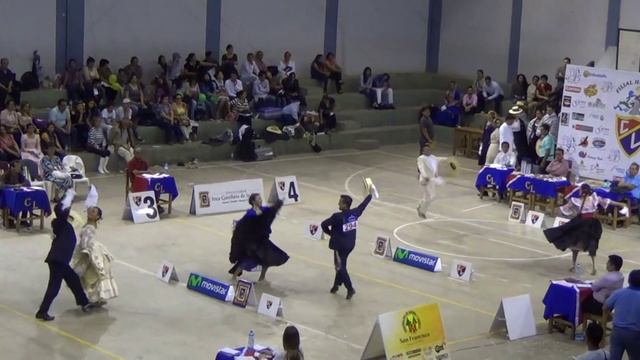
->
[1, 143, 638, 359]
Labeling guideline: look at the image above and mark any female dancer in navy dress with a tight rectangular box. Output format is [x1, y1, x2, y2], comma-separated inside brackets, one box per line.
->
[544, 184, 625, 275]
[229, 194, 289, 281]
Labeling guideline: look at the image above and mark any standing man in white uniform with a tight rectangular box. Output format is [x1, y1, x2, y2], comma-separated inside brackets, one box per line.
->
[416, 144, 445, 218]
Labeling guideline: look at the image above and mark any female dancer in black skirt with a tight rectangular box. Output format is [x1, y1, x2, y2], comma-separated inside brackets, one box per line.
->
[228, 194, 289, 281]
[544, 184, 625, 275]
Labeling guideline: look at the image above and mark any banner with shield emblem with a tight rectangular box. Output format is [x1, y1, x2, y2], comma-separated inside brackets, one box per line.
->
[560, 65, 640, 180]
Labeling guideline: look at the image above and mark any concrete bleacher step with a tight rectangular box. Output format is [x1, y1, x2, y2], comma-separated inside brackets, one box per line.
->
[353, 139, 380, 150]
[299, 72, 511, 96]
[21, 89, 66, 109]
[77, 123, 457, 175]
[307, 88, 442, 111]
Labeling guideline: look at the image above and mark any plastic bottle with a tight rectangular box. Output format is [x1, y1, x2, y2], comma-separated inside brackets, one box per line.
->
[248, 330, 255, 349]
[164, 162, 169, 171]
[575, 264, 583, 278]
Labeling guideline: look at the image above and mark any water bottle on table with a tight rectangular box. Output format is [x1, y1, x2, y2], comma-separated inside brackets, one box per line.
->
[248, 330, 255, 349]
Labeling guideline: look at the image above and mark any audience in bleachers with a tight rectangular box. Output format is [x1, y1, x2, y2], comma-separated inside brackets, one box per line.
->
[482, 76, 504, 115]
[86, 116, 112, 174]
[220, 44, 239, 79]
[0, 58, 21, 110]
[0, 125, 21, 162]
[41, 123, 65, 159]
[41, 145, 73, 198]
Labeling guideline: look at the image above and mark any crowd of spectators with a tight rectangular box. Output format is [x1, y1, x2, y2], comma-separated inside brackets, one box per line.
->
[0, 47, 354, 170]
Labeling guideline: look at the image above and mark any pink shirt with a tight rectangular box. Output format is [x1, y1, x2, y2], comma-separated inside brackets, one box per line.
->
[546, 159, 570, 177]
[463, 93, 477, 107]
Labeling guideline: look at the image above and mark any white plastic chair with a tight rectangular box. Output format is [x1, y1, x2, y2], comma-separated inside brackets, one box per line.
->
[62, 155, 91, 193]
[23, 165, 54, 200]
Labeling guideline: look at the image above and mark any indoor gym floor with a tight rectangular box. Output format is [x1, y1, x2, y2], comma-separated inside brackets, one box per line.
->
[1, 143, 638, 360]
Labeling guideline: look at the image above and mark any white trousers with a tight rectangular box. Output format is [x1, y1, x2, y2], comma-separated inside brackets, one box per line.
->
[374, 87, 394, 105]
[117, 146, 134, 163]
[417, 181, 436, 216]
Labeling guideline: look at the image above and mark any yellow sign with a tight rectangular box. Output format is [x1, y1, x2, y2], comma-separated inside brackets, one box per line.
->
[361, 303, 448, 360]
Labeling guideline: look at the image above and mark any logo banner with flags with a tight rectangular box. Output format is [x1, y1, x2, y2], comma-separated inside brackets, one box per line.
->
[559, 65, 640, 180]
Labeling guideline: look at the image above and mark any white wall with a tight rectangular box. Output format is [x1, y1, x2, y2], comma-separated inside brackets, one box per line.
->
[220, 0, 325, 75]
[439, 0, 512, 81]
[84, 0, 207, 83]
[519, 0, 607, 82]
[337, 0, 429, 75]
[620, 0, 640, 30]
[0, 0, 56, 77]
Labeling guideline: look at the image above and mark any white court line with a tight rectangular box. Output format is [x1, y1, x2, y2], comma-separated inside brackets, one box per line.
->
[374, 150, 477, 173]
[392, 219, 570, 261]
[227, 160, 558, 256]
[342, 166, 556, 245]
[461, 203, 495, 213]
[114, 260, 362, 349]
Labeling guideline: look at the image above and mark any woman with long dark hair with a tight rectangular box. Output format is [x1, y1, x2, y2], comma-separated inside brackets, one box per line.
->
[274, 326, 304, 360]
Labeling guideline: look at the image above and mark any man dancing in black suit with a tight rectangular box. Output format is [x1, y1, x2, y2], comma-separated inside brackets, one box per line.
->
[36, 190, 92, 321]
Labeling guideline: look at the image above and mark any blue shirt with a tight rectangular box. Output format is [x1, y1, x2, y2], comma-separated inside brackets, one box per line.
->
[623, 174, 640, 199]
[48, 106, 70, 128]
[605, 287, 640, 331]
[322, 195, 372, 252]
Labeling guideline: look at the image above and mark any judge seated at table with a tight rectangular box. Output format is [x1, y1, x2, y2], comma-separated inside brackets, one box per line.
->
[127, 148, 165, 214]
[564, 254, 624, 316]
[546, 147, 571, 178]
[493, 142, 516, 168]
[2, 160, 30, 188]
[614, 162, 640, 204]
[2, 160, 32, 228]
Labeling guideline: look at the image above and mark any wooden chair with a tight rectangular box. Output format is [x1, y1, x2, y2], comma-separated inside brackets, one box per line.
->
[125, 171, 172, 215]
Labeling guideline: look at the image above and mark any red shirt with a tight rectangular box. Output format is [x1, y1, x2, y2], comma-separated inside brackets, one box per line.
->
[128, 156, 149, 192]
[536, 83, 552, 100]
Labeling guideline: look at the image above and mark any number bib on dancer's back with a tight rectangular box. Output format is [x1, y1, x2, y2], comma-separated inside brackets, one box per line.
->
[343, 215, 358, 232]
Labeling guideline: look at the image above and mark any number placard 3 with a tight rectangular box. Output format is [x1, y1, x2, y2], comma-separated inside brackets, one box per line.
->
[129, 191, 161, 224]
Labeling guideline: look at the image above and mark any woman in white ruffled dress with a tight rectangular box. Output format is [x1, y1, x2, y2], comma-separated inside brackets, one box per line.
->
[71, 205, 118, 306]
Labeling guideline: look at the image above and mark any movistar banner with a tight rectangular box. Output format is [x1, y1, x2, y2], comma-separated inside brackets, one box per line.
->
[186, 273, 234, 302]
[393, 246, 442, 273]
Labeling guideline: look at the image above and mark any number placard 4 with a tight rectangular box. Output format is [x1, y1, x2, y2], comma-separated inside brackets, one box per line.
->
[269, 176, 301, 205]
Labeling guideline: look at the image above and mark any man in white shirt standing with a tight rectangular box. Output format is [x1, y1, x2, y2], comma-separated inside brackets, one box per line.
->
[499, 113, 516, 152]
[224, 72, 243, 99]
[416, 144, 445, 218]
[493, 142, 517, 168]
[482, 76, 504, 115]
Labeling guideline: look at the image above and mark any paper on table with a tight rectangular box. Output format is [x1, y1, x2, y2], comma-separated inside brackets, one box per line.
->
[218, 347, 240, 355]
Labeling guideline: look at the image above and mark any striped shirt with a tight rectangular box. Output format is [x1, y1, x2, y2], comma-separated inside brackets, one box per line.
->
[88, 127, 106, 149]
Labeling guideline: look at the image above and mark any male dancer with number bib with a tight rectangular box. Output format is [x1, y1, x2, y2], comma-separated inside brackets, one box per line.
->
[321, 192, 372, 299]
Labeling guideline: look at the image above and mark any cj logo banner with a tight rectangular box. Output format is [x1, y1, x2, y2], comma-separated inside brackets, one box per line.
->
[393, 246, 442, 272]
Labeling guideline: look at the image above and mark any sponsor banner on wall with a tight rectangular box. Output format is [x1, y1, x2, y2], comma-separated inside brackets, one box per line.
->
[560, 65, 640, 179]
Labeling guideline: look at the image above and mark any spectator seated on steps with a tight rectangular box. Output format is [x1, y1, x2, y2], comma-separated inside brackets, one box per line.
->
[278, 51, 296, 78]
[240, 52, 259, 92]
[371, 73, 394, 109]
[433, 81, 462, 127]
[253, 71, 274, 110]
[282, 72, 305, 106]
[359, 67, 373, 99]
[224, 72, 243, 99]
[317, 95, 337, 132]
[0, 57, 21, 110]
[229, 90, 252, 127]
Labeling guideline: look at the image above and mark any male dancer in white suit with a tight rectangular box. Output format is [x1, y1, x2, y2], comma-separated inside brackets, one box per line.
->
[417, 143, 445, 218]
